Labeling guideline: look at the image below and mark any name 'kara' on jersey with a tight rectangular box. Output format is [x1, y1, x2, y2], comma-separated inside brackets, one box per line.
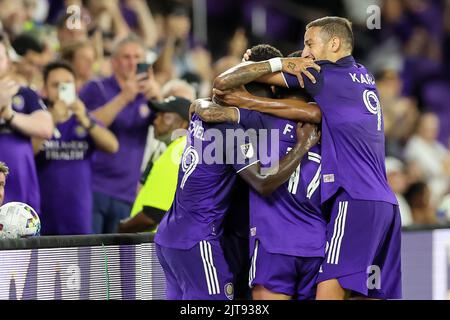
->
[283, 55, 398, 205]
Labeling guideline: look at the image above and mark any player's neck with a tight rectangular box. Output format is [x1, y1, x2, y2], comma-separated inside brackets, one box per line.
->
[325, 51, 352, 63]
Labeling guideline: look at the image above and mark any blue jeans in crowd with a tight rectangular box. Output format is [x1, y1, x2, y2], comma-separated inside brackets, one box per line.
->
[92, 192, 132, 234]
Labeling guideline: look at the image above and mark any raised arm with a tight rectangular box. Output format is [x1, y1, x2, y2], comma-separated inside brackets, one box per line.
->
[213, 87, 321, 123]
[239, 123, 320, 196]
[213, 58, 320, 90]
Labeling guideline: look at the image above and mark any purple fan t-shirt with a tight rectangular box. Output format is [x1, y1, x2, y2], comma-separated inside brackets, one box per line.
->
[79, 76, 154, 203]
[283, 56, 397, 205]
[155, 113, 259, 250]
[0, 87, 46, 212]
[238, 108, 326, 257]
[36, 116, 96, 235]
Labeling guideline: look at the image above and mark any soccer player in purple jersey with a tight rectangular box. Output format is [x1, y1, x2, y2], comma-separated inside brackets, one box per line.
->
[196, 45, 326, 300]
[211, 17, 402, 300]
[155, 99, 320, 300]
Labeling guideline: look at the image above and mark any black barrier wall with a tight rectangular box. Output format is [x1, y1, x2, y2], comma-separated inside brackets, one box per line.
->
[0, 233, 166, 300]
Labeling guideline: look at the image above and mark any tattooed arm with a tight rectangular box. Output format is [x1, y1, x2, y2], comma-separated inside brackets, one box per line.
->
[213, 58, 320, 90]
[192, 98, 239, 123]
[213, 87, 322, 123]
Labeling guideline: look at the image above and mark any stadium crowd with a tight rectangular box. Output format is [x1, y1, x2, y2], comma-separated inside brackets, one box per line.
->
[0, 0, 449, 236]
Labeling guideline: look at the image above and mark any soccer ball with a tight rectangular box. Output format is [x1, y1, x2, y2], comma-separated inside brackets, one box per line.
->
[0, 202, 41, 239]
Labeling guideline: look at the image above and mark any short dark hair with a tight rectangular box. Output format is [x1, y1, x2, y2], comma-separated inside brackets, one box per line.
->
[306, 16, 354, 52]
[249, 44, 283, 62]
[246, 44, 283, 98]
[0, 161, 9, 177]
[43, 60, 75, 84]
[11, 34, 43, 56]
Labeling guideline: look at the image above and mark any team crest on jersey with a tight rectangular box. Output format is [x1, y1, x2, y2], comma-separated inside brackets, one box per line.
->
[139, 104, 151, 118]
[12, 95, 25, 111]
[323, 174, 335, 183]
[240, 143, 254, 159]
[224, 283, 234, 300]
[75, 125, 87, 138]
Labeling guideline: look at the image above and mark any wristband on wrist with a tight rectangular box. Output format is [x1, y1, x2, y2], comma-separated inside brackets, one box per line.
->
[268, 58, 282, 73]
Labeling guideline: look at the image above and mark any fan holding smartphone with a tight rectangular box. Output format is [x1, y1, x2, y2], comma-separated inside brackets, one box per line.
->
[135, 62, 162, 101]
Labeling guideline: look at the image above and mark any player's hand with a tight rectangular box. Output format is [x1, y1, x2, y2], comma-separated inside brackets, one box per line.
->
[212, 86, 253, 108]
[296, 122, 321, 150]
[281, 57, 320, 88]
[190, 98, 211, 120]
[242, 48, 252, 62]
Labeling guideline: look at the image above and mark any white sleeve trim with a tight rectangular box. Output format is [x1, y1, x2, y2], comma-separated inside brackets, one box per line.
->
[236, 160, 260, 173]
[233, 107, 241, 124]
[281, 72, 290, 88]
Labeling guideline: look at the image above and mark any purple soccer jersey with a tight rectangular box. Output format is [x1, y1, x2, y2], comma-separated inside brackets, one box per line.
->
[0, 87, 46, 212]
[155, 113, 259, 250]
[79, 76, 154, 203]
[238, 108, 327, 258]
[35, 116, 96, 235]
[283, 56, 397, 205]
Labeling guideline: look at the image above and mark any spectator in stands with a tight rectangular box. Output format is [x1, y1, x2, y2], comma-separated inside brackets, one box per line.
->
[405, 181, 439, 226]
[386, 157, 413, 227]
[60, 41, 97, 92]
[153, 3, 192, 81]
[35, 61, 118, 235]
[0, 1, 28, 39]
[120, 0, 158, 48]
[85, 0, 130, 45]
[11, 33, 52, 89]
[140, 79, 196, 176]
[0, 35, 53, 213]
[119, 96, 191, 233]
[79, 34, 157, 234]
[377, 69, 419, 159]
[0, 161, 9, 206]
[404, 112, 450, 206]
[56, 12, 89, 49]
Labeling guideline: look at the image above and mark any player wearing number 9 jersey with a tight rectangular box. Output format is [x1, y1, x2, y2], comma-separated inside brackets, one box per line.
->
[197, 45, 326, 300]
[197, 90, 326, 300]
[155, 105, 320, 300]
[212, 17, 402, 300]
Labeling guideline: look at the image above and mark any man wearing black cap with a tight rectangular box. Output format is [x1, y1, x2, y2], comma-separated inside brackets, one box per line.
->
[119, 96, 190, 233]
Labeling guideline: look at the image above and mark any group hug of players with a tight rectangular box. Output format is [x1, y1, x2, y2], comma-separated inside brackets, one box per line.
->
[154, 16, 402, 300]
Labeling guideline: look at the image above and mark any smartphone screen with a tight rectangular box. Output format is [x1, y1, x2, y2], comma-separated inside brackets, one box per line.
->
[136, 63, 151, 77]
[58, 82, 76, 105]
